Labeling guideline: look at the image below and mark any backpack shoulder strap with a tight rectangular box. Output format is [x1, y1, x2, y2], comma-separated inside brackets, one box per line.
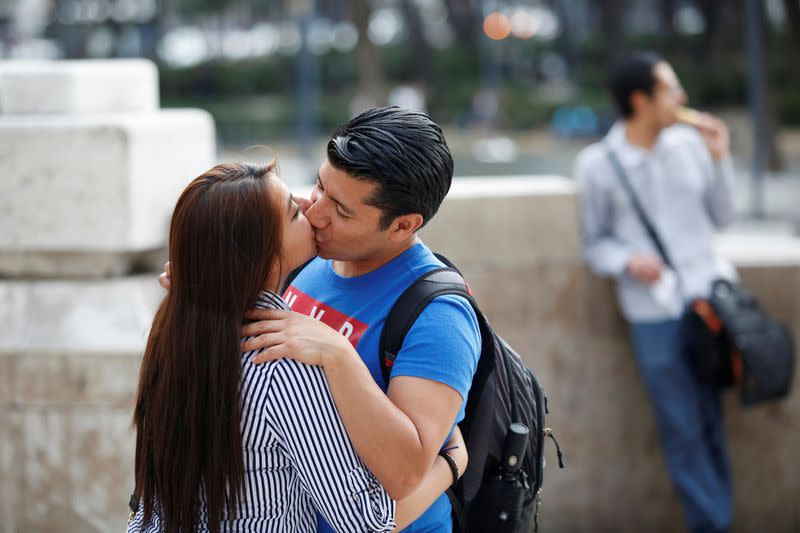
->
[378, 259, 475, 385]
[279, 257, 315, 295]
[604, 145, 674, 268]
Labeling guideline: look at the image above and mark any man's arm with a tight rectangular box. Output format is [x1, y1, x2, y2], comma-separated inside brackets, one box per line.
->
[242, 297, 480, 500]
[693, 115, 736, 228]
[576, 150, 636, 278]
[394, 426, 467, 530]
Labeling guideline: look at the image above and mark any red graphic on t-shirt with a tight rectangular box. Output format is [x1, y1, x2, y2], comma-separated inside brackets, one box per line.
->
[283, 286, 369, 348]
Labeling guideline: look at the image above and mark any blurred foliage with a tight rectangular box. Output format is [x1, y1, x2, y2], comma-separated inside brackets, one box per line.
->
[158, 32, 800, 145]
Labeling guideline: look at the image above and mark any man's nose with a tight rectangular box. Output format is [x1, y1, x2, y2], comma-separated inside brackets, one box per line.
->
[303, 197, 327, 229]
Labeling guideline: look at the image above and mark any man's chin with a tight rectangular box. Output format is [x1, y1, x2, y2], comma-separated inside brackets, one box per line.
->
[315, 248, 334, 260]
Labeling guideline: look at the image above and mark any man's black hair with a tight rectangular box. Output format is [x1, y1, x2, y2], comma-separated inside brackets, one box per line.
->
[326, 106, 454, 230]
[609, 52, 663, 118]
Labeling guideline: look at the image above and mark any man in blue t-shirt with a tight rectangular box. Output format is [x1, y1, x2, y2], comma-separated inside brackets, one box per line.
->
[242, 107, 481, 532]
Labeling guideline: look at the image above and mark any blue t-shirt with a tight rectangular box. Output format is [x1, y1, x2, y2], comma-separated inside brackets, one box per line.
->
[283, 242, 481, 533]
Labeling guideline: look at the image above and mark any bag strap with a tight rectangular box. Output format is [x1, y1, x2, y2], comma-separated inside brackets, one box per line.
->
[279, 257, 315, 295]
[378, 253, 520, 423]
[378, 262, 475, 385]
[604, 146, 675, 269]
[377, 253, 482, 530]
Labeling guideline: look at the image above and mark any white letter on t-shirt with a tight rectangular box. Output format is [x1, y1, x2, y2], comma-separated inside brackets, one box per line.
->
[284, 291, 298, 309]
[310, 306, 326, 321]
[338, 321, 354, 339]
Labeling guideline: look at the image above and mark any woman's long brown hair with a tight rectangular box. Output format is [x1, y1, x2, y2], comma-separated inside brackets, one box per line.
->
[133, 162, 282, 533]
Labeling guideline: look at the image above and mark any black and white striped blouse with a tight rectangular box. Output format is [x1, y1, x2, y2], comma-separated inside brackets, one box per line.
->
[126, 290, 396, 533]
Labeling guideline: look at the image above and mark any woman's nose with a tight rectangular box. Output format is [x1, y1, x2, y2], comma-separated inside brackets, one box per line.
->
[295, 196, 312, 213]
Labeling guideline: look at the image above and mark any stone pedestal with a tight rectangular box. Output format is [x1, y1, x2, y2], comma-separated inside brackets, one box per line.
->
[0, 59, 216, 533]
[0, 61, 214, 278]
[0, 59, 158, 114]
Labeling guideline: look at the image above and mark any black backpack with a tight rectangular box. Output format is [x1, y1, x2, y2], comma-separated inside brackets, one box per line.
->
[379, 254, 564, 532]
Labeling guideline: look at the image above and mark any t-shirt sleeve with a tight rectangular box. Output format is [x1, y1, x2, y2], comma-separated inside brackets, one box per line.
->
[388, 294, 481, 402]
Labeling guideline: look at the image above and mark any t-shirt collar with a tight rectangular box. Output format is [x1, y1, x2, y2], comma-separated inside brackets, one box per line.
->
[605, 121, 656, 170]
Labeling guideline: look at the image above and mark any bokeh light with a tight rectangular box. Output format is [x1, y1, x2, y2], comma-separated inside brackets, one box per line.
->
[483, 11, 512, 41]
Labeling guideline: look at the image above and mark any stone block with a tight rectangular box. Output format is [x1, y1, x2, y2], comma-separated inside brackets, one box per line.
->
[457, 261, 586, 332]
[717, 232, 800, 268]
[736, 264, 799, 324]
[0, 357, 12, 407]
[0, 276, 163, 354]
[726, 395, 800, 533]
[14, 409, 135, 532]
[15, 410, 78, 532]
[0, 59, 158, 115]
[14, 354, 141, 408]
[0, 110, 215, 276]
[421, 177, 582, 267]
[68, 410, 136, 532]
[0, 412, 20, 533]
[583, 272, 629, 338]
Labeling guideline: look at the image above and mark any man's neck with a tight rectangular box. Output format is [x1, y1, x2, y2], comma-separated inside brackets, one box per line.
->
[623, 117, 662, 151]
[333, 236, 420, 278]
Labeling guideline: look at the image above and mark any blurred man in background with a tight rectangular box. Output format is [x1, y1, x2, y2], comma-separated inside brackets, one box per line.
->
[575, 52, 735, 533]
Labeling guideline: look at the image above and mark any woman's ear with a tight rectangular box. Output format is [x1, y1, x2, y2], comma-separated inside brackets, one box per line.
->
[389, 213, 424, 242]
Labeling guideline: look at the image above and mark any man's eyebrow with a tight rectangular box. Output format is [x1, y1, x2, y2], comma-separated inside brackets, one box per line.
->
[317, 174, 355, 215]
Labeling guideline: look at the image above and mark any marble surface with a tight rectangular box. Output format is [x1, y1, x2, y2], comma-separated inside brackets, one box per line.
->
[0, 59, 158, 115]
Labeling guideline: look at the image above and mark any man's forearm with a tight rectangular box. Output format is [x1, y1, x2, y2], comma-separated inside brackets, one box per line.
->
[707, 155, 736, 227]
[393, 455, 455, 530]
[324, 348, 430, 499]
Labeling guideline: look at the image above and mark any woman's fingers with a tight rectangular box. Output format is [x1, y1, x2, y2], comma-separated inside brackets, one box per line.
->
[245, 308, 290, 321]
[251, 345, 287, 364]
[241, 318, 287, 339]
[241, 332, 286, 353]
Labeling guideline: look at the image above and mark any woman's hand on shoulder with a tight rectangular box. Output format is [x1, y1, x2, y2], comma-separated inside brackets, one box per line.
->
[241, 309, 355, 368]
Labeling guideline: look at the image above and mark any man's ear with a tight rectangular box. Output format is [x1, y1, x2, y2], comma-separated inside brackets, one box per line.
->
[630, 90, 649, 115]
[389, 213, 424, 241]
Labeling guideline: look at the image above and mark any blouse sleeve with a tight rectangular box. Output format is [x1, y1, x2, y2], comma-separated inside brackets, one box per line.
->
[265, 358, 397, 533]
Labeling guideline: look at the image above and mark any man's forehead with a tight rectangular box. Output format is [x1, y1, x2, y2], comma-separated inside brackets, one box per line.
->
[654, 62, 679, 85]
[320, 165, 378, 206]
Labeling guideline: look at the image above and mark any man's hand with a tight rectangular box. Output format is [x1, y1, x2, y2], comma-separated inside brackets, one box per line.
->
[158, 261, 171, 290]
[627, 254, 664, 285]
[695, 112, 730, 161]
[242, 309, 356, 367]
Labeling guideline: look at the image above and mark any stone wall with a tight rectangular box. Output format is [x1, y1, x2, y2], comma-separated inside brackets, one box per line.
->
[0, 59, 215, 532]
[421, 177, 800, 533]
[2, 175, 798, 532]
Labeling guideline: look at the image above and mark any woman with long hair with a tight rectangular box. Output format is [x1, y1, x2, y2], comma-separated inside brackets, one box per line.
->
[126, 161, 465, 533]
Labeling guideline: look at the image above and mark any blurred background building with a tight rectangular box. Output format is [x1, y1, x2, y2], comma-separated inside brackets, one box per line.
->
[2, 0, 799, 225]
